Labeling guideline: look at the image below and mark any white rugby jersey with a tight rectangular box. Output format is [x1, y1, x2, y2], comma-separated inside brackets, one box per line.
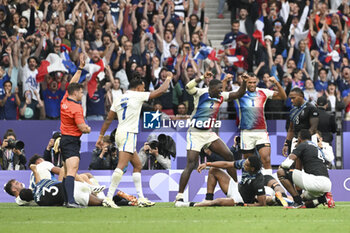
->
[111, 90, 150, 133]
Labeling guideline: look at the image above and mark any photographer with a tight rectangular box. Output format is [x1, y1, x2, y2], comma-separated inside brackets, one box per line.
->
[43, 132, 63, 167]
[89, 136, 118, 170]
[138, 134, 175, 170]
[0, 129, 26, 170]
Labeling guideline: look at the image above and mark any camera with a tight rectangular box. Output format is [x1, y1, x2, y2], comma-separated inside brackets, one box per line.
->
[107, 145, 117, 154]
[5, 139, 25, 150]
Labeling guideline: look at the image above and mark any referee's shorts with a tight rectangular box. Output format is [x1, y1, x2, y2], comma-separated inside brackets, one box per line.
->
[60, 135, 81, 161]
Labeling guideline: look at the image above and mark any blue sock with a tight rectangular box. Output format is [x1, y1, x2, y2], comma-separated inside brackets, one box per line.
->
[62, 178, 67, 203]
[65, 176, 75, 204]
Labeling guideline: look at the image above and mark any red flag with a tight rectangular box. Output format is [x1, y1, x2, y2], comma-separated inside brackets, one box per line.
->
[36, 60, 50, 83]
[87, 59, 104, 98]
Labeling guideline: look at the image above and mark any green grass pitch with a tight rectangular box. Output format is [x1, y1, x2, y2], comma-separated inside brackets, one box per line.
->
[0, 202, 349, 233]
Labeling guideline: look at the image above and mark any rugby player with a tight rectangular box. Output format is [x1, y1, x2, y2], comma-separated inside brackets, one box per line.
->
[176, 156, 269, 207]
[235, 73, 287, 175]
[283, 88, 319, 156]
[278, 129, 335, 208]
[96, 72, 174, 208]
[175, 72, 248, 202]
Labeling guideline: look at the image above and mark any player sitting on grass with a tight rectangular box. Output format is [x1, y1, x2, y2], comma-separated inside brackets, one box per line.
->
[278, 129, 335, 208]
[175, 156, 268, 207]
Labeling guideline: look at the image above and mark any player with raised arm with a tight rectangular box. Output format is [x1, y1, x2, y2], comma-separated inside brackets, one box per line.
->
[283, 88, 319, 156]
[234, 73, 287, 175]
[60, 54, 91, 208]
[278, 129, 334, 208]
[96, 71, 174, 208]
[175, 72, 248, 203]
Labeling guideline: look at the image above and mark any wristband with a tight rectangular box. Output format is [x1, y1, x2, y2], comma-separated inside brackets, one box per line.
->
[78, 67, 84, 71]
[99, 134, 104, 137]
[284, 140, 291, 147]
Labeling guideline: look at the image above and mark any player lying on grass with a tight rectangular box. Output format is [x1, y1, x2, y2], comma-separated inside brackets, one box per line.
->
[4, 164, 138, 207]
[278, 129, 335, 208]
[28, 154, 105, 196]
[176, 156, 279, 207]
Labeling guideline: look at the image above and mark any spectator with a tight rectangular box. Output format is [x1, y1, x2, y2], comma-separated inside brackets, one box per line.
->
[0, 129, 26, 170]
[304, 79, 319, 105]
[19, 89, 45, 120]
[0, 81, 20, 120]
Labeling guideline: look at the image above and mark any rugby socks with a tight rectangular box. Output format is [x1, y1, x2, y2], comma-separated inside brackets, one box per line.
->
[205, 193, 214, 200]
[293, 195, 303, 205]
[176, 193, 184, 201]
[65, 176, 75, 204]
[132, 172, 144, 199]
[62, 178, 67, 203]
[107, 168, 124, 198]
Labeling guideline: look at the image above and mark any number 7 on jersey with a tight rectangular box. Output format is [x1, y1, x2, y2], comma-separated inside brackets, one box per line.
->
[121, 103, 127, 120]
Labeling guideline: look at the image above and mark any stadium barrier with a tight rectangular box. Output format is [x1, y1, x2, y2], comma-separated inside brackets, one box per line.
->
[1, 120, 349, 169]
[1, 170, 350, 203]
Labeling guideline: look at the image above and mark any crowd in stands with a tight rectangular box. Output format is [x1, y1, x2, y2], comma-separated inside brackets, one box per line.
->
[0, 0, 349, 121]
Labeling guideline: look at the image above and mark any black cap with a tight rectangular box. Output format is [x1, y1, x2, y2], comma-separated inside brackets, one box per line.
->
[317, 96, 328, 106]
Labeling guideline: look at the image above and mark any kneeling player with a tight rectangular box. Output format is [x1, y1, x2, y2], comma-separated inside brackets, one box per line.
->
[278, 129, 335, 208]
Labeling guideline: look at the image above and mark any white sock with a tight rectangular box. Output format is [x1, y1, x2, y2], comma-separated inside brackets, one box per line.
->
[176, 193, 184, 201]
[313, 199, 319, 206]
[97, 191, 106, 199]
[107, 168, 124, 198]
[132, 172, 144, 198]
[261, 168, 272, 176]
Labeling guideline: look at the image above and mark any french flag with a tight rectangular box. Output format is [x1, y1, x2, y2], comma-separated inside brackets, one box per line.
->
[325, 50, 340, 63]
[193, 46, 218, 61]
[253, 16, 265, 46]
[79, 59, 105, 98]
[36, 53, 68, 83]
[227, 55, 245, 67]
[60, 50, 77, 75]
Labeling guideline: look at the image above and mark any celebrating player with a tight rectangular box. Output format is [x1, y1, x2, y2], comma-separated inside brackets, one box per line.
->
[96, 71, 174, 208]
[59, 54, 91, 208]
[175, 72, 247, 203]
[234, 73, 287, 175]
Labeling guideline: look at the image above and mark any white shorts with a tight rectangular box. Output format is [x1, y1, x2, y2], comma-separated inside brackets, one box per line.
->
[74, 181, 91, 206]
[292, 169, 332, 200]
[116, 131, 137, 153]
[240, 129, 270, 151]
[227, 178, 243, 203]
[186, 127, 219, 152]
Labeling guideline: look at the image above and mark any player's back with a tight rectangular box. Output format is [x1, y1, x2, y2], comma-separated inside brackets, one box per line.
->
[33, 179, 64, 206]
[111, 90, 150, 134]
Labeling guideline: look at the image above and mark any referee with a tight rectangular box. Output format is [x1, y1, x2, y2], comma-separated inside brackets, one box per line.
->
[283, 88, 319, 156]
[60, 54, 91, 208]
